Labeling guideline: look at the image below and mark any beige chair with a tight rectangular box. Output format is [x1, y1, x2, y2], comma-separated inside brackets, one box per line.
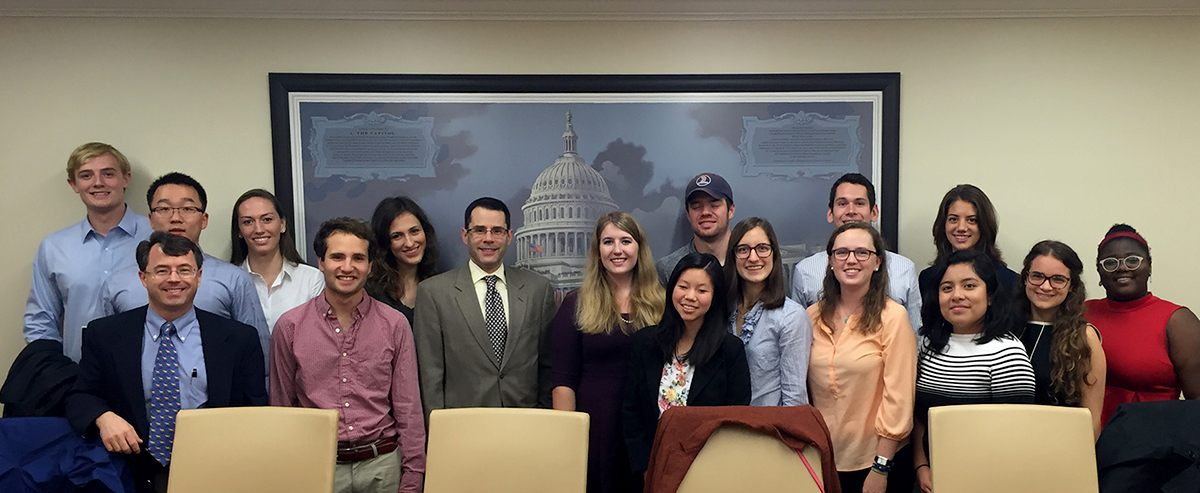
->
[167, 407, 338, 493]
[677, 424, 826, 493]
[928, 404, 1098, 493]
[424, 408, 589, 493]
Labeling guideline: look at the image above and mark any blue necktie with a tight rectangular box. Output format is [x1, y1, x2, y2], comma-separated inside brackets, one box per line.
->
[148, 322, 180, 466]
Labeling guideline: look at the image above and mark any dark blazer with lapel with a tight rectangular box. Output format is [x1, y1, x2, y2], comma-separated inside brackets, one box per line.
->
[622, 326, 751, 473]
[66, 306, 267, 439]
[412, 264, 557, 416]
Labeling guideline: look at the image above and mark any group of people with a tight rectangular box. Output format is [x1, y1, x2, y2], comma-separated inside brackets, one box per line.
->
[17, 141, 1200, 493]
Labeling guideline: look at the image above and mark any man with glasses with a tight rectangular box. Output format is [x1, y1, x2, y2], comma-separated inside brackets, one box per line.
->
[790, 173, 923, 333]
[67, 232, 266, 493]
[24, 143, 152, 362]
[101, 172, 269, 369]
[412, 197, 557, 416]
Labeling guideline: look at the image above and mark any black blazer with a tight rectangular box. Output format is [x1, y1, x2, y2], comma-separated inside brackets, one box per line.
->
[622, 326, 750, 473]
[66, 306, 266, 488]
[1096, 400, 1200, 493]
[66, 306, 267, 438]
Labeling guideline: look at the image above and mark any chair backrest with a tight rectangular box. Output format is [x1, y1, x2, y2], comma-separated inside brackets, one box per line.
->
[424, 407, 589, 493]
[677, 424, 825, 493]
[929, 404, 1098, 493]
[167, 407, 337, 493]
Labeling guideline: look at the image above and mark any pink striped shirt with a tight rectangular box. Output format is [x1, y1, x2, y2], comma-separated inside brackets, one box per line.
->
[270, 293, 426, 492]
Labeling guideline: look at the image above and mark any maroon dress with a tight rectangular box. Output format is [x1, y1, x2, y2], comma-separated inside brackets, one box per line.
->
[552, 291, 639, 493]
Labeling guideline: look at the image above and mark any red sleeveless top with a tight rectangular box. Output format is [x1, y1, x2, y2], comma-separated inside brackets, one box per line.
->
[1085, 293, 1182, 426]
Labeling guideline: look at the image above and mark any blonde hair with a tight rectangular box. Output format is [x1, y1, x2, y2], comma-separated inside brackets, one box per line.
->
[575, 212, 664, 335]
[67, 142, 130, 181]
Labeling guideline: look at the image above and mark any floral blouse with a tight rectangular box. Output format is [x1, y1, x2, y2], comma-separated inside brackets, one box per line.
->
[658, 357, 695, 416]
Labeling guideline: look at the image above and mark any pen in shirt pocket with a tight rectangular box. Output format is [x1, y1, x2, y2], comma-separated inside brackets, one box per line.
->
[191, 368, 197, 383]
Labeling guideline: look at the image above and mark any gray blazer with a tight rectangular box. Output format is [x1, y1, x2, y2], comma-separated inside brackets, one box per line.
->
[412, 264, 557, 417]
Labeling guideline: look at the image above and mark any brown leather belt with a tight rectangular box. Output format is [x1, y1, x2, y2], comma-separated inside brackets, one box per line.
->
[337, 435, 398, 463]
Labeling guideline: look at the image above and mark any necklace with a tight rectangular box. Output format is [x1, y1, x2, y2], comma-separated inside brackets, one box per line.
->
[1022, 322, 1050, 358]
[836, 306, 862, 328]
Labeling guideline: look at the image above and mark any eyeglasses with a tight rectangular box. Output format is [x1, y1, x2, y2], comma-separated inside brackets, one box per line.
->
[467, 226, 509, 238]
[1099, 255, 1144, 272]
[150, 206, 204, 218]
[735, 243, 773, 259]
[145, 266, 198, 279]
[1027, 271, 1070, 289]
[831, 248, 877, 261]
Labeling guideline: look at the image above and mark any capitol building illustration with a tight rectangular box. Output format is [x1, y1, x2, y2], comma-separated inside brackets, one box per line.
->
[514, 112, 619, 301]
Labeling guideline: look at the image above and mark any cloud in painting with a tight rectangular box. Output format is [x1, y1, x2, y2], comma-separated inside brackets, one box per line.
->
[592, 139, 686, 214]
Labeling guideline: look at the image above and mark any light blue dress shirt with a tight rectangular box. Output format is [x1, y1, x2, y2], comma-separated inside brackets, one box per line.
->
[789, 250, 923, 335]
[23, 205, 152, 361]
[728, 297, 812, 407]
[142, 307, 207, 414]
[102, 252, 270, 370]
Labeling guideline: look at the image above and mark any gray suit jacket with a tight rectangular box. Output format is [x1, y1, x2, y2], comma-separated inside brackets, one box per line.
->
[412, 264, 557, 417]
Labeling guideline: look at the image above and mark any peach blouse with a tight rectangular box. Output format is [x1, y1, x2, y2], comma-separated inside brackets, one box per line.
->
[807, 299, 917, 471]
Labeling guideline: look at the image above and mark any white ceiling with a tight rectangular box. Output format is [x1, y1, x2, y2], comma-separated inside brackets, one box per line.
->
[3, 0, 1198, 21]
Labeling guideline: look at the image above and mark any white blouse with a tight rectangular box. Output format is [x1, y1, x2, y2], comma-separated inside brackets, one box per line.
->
[241, 259, 325, 333]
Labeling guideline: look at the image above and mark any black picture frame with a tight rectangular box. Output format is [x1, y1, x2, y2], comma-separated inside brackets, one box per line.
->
[268, 73, 901, 271]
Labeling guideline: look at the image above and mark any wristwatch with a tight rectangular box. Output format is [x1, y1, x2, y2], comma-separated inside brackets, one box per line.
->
[872, 455, 893, 473]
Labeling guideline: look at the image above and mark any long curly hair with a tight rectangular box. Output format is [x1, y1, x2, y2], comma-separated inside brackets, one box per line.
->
[576, 212, 664, 335]
[366, 197, 441, 302]
[1016, 240, 1093, 406]
[818, 222, 890, 334]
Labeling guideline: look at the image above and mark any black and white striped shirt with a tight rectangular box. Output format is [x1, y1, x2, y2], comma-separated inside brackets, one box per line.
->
[915, 332, 1036, 422]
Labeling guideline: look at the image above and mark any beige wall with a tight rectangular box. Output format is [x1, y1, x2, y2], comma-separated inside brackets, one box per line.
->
[2, 15, 1198, 384]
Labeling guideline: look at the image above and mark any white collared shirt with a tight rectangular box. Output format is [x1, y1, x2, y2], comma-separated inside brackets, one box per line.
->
[241, 259, 325, 333]
[467, 261, 510, 326]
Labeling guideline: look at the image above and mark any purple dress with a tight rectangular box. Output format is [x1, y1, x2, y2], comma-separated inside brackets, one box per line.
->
[552, 291, 639, 493]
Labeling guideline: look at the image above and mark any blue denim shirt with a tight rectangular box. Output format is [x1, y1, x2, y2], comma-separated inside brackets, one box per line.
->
[729, 297, 812, 406]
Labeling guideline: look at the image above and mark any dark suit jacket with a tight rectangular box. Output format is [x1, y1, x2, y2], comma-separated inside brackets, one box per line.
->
[412, 264, 557, 416]
[1, 339, 78, 417]
[65, 306, 266, 491]
[1096, 400, 1200, 493]
[622, 326, 751, 473]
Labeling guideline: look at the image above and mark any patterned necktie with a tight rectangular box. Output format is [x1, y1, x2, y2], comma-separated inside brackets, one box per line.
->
[148, 322, 181, 466]
[484, 275, 508, 365]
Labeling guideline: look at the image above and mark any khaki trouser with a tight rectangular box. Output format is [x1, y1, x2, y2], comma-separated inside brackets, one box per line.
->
[333, 449, 401, 493]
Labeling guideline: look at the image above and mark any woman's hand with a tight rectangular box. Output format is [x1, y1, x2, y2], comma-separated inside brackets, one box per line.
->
[863, 470, 888, 493]
[917, 465, 933, 493]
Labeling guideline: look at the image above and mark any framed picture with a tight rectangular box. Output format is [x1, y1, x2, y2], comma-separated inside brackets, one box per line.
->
[269, 73, 899, 298]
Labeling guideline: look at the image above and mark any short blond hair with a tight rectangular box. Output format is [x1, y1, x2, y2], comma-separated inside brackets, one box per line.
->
[67, 142, 130, 181]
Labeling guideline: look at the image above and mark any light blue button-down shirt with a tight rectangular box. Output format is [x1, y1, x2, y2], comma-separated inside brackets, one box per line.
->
[789, 250, 923, 335]
[102, 252, 270, 370]
[728, 297, 812, 407]
[142, 307, 207, 414]
[23, 205, 152, 361]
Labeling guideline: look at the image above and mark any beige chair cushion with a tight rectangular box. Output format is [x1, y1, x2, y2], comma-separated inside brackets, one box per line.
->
[425, 407, 589, 493]
[167, 407, 338, 493]
[929, 404, 1097, 493]
[677, 424, 825, 493]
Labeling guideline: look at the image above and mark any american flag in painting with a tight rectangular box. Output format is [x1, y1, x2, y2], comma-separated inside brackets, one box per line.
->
[529, 243, 544, 253]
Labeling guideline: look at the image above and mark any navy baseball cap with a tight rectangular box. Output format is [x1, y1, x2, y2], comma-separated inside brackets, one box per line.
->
[685, 173, 733, 204]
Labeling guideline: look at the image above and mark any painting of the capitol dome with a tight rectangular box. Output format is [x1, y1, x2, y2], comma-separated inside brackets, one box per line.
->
[515, 112, 618, 301]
